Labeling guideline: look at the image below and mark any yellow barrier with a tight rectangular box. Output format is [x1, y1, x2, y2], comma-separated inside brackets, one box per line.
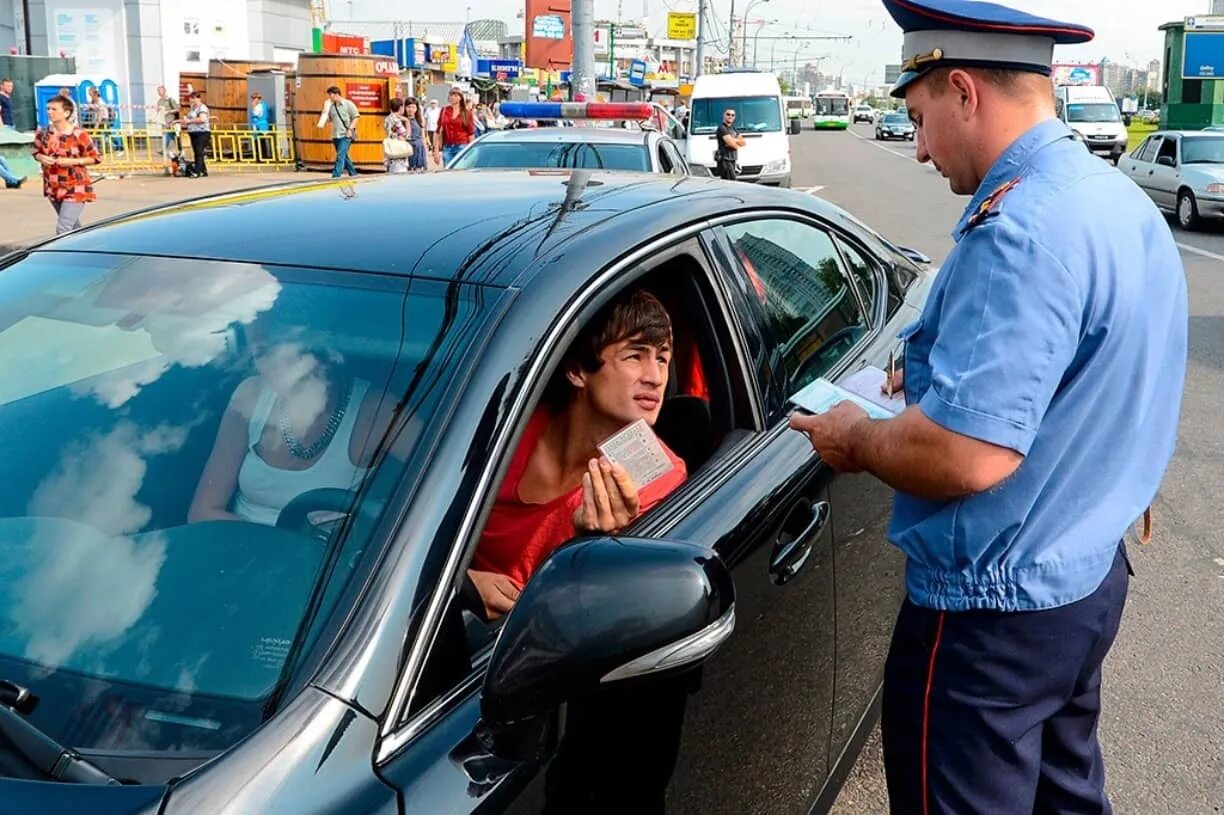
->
[83, 127, 297, 174]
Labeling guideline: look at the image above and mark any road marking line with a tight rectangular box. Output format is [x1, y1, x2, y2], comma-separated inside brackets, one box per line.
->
[794, 185, 825, 195]
[1175, 241, 1224, 263]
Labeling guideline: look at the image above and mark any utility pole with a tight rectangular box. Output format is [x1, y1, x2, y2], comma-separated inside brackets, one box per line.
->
[728, 0, 737, 67]
[696, 0, 706, 76]
[572, 0, 597, 100]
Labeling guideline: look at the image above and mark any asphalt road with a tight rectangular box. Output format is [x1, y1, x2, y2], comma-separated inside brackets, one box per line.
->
[791, 122, 1224, 815]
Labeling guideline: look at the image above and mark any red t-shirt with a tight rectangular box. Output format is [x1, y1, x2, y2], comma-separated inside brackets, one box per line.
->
[438, 107, 475, 147]
[473, 410, 688, 588]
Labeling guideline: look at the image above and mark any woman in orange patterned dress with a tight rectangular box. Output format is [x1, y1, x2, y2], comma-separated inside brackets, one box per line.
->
[33, 94, 101, 235]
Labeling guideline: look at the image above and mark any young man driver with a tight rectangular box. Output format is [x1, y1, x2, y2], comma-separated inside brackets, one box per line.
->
[467, 289, 688, 620]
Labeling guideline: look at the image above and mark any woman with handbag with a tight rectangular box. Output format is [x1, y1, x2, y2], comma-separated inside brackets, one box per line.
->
[403, 98, 428, 172]
[383, 99, 412, 175]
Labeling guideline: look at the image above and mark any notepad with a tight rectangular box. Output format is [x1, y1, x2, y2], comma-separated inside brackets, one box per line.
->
[791, 367, 904, 421]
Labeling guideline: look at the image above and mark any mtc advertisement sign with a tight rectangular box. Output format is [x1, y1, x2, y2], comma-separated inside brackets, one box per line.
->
[1051, 63, 1101, 86]
[323, 32, 369, 55]
[525, 0, 573, 70]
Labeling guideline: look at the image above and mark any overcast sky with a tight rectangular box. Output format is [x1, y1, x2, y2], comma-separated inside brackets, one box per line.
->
[345, 0, 1211, 86]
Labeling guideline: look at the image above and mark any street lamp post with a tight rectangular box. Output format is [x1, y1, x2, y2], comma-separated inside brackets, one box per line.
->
[739, 0, 770, 66]
[752, 20, 778, 68]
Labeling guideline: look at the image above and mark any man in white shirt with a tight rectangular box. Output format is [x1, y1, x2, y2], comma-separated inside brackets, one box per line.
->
[425, 99, 442, 154]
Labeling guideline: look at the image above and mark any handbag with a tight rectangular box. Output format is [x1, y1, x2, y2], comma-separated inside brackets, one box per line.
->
[383, 136, 413, 159]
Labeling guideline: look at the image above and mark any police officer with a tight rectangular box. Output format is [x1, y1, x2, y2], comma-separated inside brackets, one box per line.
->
[789, 1, 1187, 813]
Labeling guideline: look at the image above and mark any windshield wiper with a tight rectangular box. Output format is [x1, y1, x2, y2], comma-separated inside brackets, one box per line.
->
[0, 686, 119, 785]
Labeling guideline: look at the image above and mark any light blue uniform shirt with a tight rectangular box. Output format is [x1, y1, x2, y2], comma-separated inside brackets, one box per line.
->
[891, 118, 1188, 612]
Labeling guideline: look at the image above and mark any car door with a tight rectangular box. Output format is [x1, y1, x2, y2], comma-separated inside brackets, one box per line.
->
[655, 222, 840, 814]
[1124, 135, 1165, 208]
[1151, 134, 1181, 209]
[822, 236, 908, 781]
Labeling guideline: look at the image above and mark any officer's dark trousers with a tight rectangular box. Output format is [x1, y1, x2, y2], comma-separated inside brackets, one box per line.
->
[882, 545, 1129, 815]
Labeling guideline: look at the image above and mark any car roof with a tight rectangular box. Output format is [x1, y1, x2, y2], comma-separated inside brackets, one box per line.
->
[1149, 130, 1224, 138]
[34, 172, 855, 288]
[474, 127, 653, 146]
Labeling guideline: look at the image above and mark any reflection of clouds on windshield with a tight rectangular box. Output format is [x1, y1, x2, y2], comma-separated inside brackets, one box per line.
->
[11, 526, 166, 669]
[17, 421, 187, 667]
[73, 263, 281, 408]
[30, 421, 188, 536]
[254, 342, 334, 433]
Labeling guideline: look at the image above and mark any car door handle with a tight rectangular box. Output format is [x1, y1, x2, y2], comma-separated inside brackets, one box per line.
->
[769, 500, 831, 585]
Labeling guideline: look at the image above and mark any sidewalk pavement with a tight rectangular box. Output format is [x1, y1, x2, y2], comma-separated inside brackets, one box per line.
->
[0, 170, 310, 257]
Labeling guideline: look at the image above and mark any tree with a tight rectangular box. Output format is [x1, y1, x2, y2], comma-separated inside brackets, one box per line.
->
[1135, 87, 1163, 109]
[778, 77, 793, 95]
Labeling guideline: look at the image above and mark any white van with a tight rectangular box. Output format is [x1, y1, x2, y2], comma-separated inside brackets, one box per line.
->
[686, 70, 790, 186]
[1055, 85, 1128, 164]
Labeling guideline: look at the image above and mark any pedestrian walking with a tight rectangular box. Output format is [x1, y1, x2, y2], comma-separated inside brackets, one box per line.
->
[321, 86, 359, 178]
[249, 92, 271, 162]
[435, 87, 475, 167]
[0, 77, 14, 127]
[155, 85, 179, 173]
[180, 91, 211, 177]
[32, 95, 100, 234]
[714, 108, 744, 181]
[382, 99, 411, 175]
[403, 97, 428, 172]
[788, 1, 1188, 813]
[0, 155, 25, 188]
[425, 99, 441, 156]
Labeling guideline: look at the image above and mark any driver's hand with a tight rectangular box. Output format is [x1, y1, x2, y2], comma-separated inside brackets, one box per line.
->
[573, 457, 641, 533]
[467, 569, 521, 620]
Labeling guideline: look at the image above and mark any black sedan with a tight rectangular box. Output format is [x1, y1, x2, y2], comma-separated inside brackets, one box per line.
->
[0, 171, 932, 813]
[875, 112, 915, 142]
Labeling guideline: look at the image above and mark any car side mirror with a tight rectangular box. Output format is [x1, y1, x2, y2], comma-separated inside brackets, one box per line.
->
[897, 246, 932, 266]
[480, 536, 734, 747]
[690, 164, 712, 178]
[1157, 156, 1176, 168]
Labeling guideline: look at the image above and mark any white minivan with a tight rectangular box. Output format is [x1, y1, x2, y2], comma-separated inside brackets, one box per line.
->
[1055, 85, 1128, 164]
[686, 70, 791, 186]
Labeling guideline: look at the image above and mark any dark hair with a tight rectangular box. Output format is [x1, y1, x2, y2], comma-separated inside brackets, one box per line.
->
[389, 98, 403, 112]
[48, 95, 75, 115]
[327, 85, 342, 95]
[543, 289, 672, 411]
[189, 91, 202, 100]
[403, 96, 425, 128]
[0, 77, 10, 85]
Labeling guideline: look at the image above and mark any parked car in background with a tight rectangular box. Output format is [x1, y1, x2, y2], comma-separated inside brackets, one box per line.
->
[1119, 129, 1224, 230]
[0, 171, 932, 813]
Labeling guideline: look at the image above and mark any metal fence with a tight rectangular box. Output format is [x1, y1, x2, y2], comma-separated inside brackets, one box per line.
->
[83, 126, 297, 174]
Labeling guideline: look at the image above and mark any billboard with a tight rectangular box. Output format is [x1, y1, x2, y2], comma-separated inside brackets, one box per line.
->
[1051, 62, 1101, 86]
[525, 0, 573, 71]
[667, 12, 697, 40]
[884, 63, 901, 84]
[1183, 32, 1224, 79]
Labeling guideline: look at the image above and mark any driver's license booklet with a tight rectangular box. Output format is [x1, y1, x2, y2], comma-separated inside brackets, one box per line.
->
[598, 418, 674, 489]
[791, 366, 904, 421]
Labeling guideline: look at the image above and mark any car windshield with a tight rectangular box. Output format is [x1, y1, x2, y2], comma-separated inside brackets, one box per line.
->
[0, 251, 490, 755]
[882, 114, 909, 125]
[1181, 136, 1224, 164]
[452, 140, 651, 171]
[1067, 102, 1121, 123]
[787, 100, 804, 111]
[815, 97, 849, 116]
[690, 96, 782, 134]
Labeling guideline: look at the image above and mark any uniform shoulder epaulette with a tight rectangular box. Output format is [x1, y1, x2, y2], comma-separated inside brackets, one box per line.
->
[961, 176, 1022, 234]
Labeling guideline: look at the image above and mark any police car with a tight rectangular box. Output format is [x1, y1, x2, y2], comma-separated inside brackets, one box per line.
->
[448, 101, 705, 177]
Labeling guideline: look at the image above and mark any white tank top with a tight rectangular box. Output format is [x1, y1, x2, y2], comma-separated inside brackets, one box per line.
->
[232, 379, 371, 526]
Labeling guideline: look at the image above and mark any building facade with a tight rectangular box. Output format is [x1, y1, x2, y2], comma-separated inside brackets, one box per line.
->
[14, 0, 310, 123]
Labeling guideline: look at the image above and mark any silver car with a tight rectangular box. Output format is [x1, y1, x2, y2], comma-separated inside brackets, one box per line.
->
[1119, 130, 1224, 230]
